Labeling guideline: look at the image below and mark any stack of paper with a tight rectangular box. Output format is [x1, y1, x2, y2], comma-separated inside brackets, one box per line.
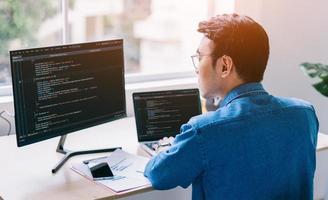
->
[71, 149, 151, 193]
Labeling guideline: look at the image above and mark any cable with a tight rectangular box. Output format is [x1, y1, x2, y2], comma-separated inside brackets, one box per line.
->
[3, 110, 14, 118]
[0, 111, 12, 136]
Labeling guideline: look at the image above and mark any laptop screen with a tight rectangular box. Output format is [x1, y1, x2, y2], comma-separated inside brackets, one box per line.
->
[133, 89, 202, 142]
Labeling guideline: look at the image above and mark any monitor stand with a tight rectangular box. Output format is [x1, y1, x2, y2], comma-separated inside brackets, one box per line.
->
[52, 135, 121, 173]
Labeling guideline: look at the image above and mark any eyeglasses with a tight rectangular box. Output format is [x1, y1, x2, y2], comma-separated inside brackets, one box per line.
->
[191, 54, 212, 71]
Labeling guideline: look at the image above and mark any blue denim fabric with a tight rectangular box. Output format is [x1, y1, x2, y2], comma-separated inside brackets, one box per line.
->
[144, 83, 319, 200]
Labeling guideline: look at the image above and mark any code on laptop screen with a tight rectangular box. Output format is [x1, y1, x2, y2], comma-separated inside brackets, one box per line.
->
[133, 89, 201, 141]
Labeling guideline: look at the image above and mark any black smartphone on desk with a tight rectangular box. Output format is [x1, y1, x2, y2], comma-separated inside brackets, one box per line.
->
[89, 162, 114, 181]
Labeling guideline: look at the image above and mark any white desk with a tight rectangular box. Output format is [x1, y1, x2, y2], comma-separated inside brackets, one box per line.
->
[0, 117, 327, 200]
[0, 117, 161, 200]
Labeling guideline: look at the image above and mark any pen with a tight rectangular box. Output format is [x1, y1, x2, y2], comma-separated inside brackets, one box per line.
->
[94, 175, 125, 181]
[83, 156, 108, 164]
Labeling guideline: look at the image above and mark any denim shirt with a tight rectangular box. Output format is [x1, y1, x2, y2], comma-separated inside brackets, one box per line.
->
[144, 83, 319, 200]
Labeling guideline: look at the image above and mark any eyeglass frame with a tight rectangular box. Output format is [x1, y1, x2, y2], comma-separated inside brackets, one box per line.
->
[191, 54, 218, 70]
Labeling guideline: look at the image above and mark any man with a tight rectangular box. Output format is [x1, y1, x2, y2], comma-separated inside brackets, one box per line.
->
[144, 14, 319, 200]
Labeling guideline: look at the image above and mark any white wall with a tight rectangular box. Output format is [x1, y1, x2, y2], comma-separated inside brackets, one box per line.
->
[235, 0, 328, 134]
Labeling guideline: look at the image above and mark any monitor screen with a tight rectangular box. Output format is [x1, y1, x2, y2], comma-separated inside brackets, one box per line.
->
[133, 89, 202, 141]
[10, 39, 126, 147]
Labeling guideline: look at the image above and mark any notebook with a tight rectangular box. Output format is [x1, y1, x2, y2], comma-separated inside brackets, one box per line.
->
[133, 89, 202, 156]
[71, 149, 151, 193]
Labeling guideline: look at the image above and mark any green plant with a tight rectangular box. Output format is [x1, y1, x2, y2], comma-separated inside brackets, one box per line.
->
[300, 62, 328, 97]
[0, 0, 56, 54]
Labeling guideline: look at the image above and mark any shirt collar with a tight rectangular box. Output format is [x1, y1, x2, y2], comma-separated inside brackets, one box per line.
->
[219, 82, 267, 107]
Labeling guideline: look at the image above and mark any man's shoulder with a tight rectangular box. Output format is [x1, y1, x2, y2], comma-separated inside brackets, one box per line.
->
[187, 107, 236, 130]
[187, 96, 315, 131]
[274, 96, 314, 110]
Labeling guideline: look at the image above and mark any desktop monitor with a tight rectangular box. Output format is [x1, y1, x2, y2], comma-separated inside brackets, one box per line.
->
[10, 39, 126, 173]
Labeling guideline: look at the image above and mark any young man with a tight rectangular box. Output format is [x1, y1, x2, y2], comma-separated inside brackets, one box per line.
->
[144, 14, 319, 200]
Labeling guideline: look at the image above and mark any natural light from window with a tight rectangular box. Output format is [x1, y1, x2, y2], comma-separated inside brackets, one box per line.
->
[0, 0, 235, 90]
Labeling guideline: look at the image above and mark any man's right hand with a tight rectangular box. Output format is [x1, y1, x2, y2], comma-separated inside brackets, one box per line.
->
[152, 136, 175, 153]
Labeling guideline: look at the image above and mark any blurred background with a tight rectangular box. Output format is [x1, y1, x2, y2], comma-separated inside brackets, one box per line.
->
[0, 0, 234, 81]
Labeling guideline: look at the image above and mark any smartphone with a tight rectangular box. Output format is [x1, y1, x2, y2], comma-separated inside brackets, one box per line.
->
[89, 162, 114, 181]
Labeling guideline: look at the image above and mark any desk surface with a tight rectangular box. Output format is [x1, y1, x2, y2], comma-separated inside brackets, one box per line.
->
[0, 117, 152, 200]
[1, 117, 328, 200]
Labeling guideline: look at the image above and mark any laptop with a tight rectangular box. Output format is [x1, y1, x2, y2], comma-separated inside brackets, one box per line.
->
[133, 88, 202, 156]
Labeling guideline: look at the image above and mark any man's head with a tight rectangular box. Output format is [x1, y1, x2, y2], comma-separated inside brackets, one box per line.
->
[194, 13, 269, 99]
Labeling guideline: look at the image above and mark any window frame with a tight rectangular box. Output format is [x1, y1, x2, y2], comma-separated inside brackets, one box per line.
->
[0, 0, 198, 97]
[0, 85, 12, 97]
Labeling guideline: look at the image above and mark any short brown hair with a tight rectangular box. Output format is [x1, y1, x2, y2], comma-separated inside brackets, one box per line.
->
[198, 14, 269, 82]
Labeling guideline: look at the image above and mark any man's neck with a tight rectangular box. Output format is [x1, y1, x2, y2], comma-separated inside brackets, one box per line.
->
[219, 80, 246, 99]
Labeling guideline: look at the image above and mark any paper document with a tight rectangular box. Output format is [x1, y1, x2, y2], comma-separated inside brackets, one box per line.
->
[71, 149, 151, 193]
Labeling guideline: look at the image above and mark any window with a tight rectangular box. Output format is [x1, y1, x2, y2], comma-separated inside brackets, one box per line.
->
[67, 0, 235, 75]
[0, 0, 234, 91]
[0, 0, 61, 87]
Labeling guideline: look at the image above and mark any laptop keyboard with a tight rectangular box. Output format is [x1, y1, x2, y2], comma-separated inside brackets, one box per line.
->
[144, 141, 158, 150]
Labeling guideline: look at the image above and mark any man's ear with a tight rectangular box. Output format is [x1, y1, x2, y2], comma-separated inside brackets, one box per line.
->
[217, 55, 233, 78]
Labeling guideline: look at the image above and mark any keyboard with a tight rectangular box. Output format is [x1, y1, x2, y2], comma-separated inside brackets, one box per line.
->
[144, 141, 158, 150]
